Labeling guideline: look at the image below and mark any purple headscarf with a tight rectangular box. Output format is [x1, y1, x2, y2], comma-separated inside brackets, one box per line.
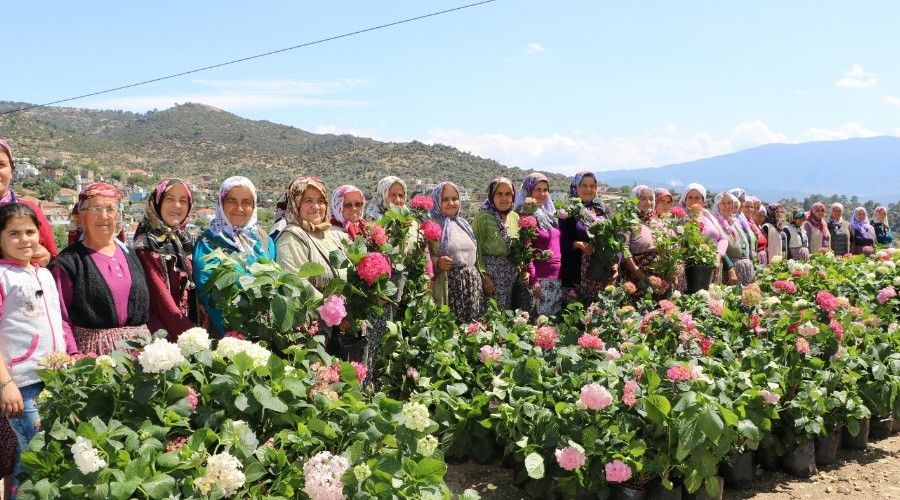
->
[851, 207, 875, 240]
[515, 172, 556, 230]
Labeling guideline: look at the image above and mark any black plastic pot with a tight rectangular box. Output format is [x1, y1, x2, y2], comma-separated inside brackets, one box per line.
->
[683, 476, 723, 500]
[647, 482, 683, 500]
[585, 252, 615, 283]
[815, 426, 841, 466]
[756, 446, 781, 471]
[869, 415, 894, 441]
[610, 485, 648, 500]
[721, 451, 754, 490]
[842, 418, 870, 450]
[782, 440, 817, 478]
[684, 265, 714, 293]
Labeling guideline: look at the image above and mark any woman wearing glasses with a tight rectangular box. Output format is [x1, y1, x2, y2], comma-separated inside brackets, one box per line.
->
[49, 182, 151, 355]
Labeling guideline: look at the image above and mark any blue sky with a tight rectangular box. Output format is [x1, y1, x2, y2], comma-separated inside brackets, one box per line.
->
[5, 1, 899, 173]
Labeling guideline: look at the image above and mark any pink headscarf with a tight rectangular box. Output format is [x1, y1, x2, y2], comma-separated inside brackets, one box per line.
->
[330, 184, 366, 227]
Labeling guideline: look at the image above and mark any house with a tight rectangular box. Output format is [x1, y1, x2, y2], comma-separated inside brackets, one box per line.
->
[54, 188, 79, 205]
[18, 196, 71, 226]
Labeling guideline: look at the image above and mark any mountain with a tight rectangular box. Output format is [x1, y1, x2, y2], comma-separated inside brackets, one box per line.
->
[0, 101, 572, 205]
[600, 136, 900, 204]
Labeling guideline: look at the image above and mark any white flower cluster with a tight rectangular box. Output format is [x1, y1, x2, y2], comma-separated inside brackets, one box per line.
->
[303, 450, 350, 500]
[876, 260, 896, 274]
[195, 451, 246, 496]
[397, 402, 432, 432]
[71, 436, 107, 474]
[137, 337, 186, 374]
[352, 463, 371, 482]
[769, 255, 783, 265]
[95, 355, 117, 370]
[178, 327, 212, 357]
[215, 337, 271, 369]
[787, 260, 812, 274]
[230, 420, 259, 450]
[416, 435, 439, 457]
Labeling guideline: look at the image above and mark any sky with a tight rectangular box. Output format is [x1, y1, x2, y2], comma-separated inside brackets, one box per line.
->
[5, 1, 900, 174]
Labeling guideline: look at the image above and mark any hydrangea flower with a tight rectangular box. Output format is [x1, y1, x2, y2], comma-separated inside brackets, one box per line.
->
[555, 444, 586, 471]
[533, 326, 558, 350]
[421, 220, 443, 242]
[416, 435, 439, 457]
[177, 327, 212, 356]
[71, 436, 107, 475]
[479, 345, 502, 364]
[195, 451, 246, 496]
[604, 460, 633, 483]
[578, 383, 613, 411]
[303, 451, 350, 500]
[137, 337, 187, 374]
[577, 333, 604, 350]
[318, 295, 348, 327]
[397, 402, 432, 432]
[357, 252, 392, 285]
[760, 390, 781, 405]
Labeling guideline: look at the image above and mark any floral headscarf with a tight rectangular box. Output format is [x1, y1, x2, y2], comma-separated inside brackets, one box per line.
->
[366, 176, 406, 219]
[430, 181, 476, 255]
[764, 203, 783, 230]
[807, 202, 828, 234]
[515, 172, 556, 230]
[70, 181, 126, 245]
[284, 176, 331, 233]
[0, 139, 17, 205]
[631, 185, 655, 223]
[481, 177, 515, 245]
[330, 184, 366, 227]
[208, 176, 262, 255]
[851, 207, 874, 239]
[133, 179, 194, 271]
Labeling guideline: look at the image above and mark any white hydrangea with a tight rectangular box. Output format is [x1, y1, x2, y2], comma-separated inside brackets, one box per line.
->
[71, 436, 107, 474]
[770, 255, 783, 264]
[764, 296, 781, 307]
[195, 451, 246, 496]
[95, 355, 116, 370]
[793, 299, 810, 308]
[893, 276, 900, 287]
[303, 451, 350, 500]
[353, 463, 371, 482]
[694, 289, 711, 301]
[137, 338, 187, 374]
[397, 402, 432, 432]
[231, 420, 259, 450]
[178, 327, 212, 357]
[215, 337, 271, 369]
[416, 435, 439, 457]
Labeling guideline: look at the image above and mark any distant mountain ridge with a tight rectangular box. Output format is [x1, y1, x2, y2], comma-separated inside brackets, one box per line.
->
[600, 136, 900, 204]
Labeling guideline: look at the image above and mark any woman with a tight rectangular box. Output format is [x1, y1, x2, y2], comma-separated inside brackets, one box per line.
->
[519, 173, 562, 316]
[472, 177, 519, 311]
[654, 188, 674, 217]
[429, 182, 484, 323]
[331, 184, 368, 238]
[275, 176, 348, 292]
[193, 176, 275, 337]
[621, 185, 670, 295]
[50, 182, 151, 354]
[742, 196, 767, 264]
[679, 183, 732, 282]
[827, 203, 852, 255]
[760, 203, 786, 264]
[366, 176, 407, 220]
[873, 206, 894, 246]
[134, 179, 197, 340]
[783, 209, 810, 261]
[803, 202, 832, 254]
[713, 192, 754, 284]
[849, 207, 876, 255]
[560, 171, 615, 301]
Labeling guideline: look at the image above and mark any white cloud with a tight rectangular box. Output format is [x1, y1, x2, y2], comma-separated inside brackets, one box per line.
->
[81, 78, 373, 111]
[804, 122, 879, 141]
[834, 64, 877, 88]
[525, 42, 546, 54]
[883, 96, 900, 106]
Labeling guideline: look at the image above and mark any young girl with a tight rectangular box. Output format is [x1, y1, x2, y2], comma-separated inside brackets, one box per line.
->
[0, 203, 66, 492]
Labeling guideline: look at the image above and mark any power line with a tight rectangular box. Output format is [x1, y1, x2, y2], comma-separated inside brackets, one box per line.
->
[0, 0, 499, 116]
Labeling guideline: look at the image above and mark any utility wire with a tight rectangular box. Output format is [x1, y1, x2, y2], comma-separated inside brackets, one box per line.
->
[1, 0, 499, 116]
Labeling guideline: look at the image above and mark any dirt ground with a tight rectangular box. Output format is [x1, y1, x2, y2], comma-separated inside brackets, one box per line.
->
[446, 432, 900, 499]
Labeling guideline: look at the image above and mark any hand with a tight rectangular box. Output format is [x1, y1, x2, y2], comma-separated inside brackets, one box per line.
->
[1, 381, 24, 418]
[436, 256, 453, 271]
[31, 244, 51, 267]
[482, 275, 496, 296]
[576, 241, 593, 256]
[726, 268, 738, 284]
[532, 283, 544, 300]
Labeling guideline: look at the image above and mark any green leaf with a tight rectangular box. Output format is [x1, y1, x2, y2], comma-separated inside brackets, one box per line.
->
[234, 393, 249, 412]
[644, 395, 671, 425]
[109, 477, 141, 499]
[156, 451, 180, 470]
[308, 417, 338, 439]
[512, 357, 542, 386]
[252, 384, 288, 413]
[296, 261, 326, 279]
[415, 457, 447, 483]
[697, 406, 724, 443]
[272, 295, 295, 333]
[524, 452, 545, 479]
[737, 419, 761, 442]
[447, 383, 468, 396]
[143, 473, 176, 499]
[676, 416, 702, 461]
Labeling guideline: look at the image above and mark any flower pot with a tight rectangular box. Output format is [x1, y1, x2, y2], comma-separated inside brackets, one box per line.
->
[647, 482, 682, 500]
[610, 485, 648, 500]
[721, 451, 754, 490]
[842, 418, 870, 450]
[781, 440, 817, 478]
[684, 264, 714, 293]
[586, 252, 614, 283]
[682, 476, 723, 500]
[869, 414, 894, 441]
[814, 426, 841, 466]
[756, 446, 781, 471]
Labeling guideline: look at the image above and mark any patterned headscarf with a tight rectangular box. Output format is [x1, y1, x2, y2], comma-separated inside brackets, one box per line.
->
[851, 207, 875, 240]
[712, 192, 740, 239]
[569, 171, 595, 197]
[430, 181, 476, 255]
[874, 206, 890, 227]
[515, 172, 556, 230]
[133, 179, 194, 273]
[728, 188, 746, 201]
[366, 176, 407, 219]
[807, 202, 828, 234]
[208, 176, 262, 255]
[764, 203, 783, 230]
[0, 139, 16, 205]
[482, 177, 515, 214]
[631, 185, 655, 223]
[830, 203, 845, 222]
[330, 184, 366, 227]
[284, 176, 332, 233]
[654, 187, 673, 202]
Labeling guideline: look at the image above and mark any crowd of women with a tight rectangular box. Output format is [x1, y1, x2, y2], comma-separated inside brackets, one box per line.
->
[0, 137, 895, 498]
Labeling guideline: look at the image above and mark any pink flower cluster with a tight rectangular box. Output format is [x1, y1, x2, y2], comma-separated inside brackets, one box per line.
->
[185, 385, 199, 412]
[759, 389, 781, 405]
[699, 336, 714, 356]
[829, 318, 845, 340]
[815, 290, 838, 313]
[795, 337, 811, 355]
[577, 333, 604, 351]
[410, 195, 434, 211]
[534, 325, 559, 350]
[518, 215, 538, 230]
[479, 345, 502, 364]
[622, 380, 638, 407]
[772, 280, 797, 294]
[604, 460, 633, 483]
[350, 361, 368, 383]
[555, 446, 586, 471]
[466, 321, 486, 335]
[605, 348, 622, 361]
[312, 362, 341, 385]
[318, 295, 347, 327]
[421, 220, 443, 242]
[878, 286, 897, 305]
[666, 364, 695, 382]
[579, 383, 613, 411]
[370, 224, 388, 247]
[357, 252, 392, 285]
[406, 367, 420, 380]
[670, 205, 687, 218]
[797, 322, 819, 338]
[622, 281, 638, 295]
[708, 298, 724, 317]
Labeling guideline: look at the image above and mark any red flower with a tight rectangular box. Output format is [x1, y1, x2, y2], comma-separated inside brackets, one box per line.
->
[518, 215, 538, 230]
[410, 195, 434, 211]
[225, 331, 246, 340]
[815, 290, 838, 313]
[357, 252, 392, 285]
[699, 336, 714, 356]
[421, 220, 442, 242]
[350, 361, 368, 383]
[577, 333, 604, 350]
[533, 326, 558, 350]
[370, 224, 388, 247]
[670, 206, 686, 218]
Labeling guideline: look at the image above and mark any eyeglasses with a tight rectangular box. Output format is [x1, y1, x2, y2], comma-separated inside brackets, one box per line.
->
[82, 206, 118, 215]
[343, 202, 364, 209]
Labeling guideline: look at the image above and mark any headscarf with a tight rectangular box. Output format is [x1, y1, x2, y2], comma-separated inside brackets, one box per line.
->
[764, 203, 783, 230]
[515, 172, 556, 230]
[366, 176, 406, 219]
[569, 170, 607, 216]
[133, 179, 194, 272]
[208, 176, 262, 255]
[654, 187, 673, 202]
[874, 206, 890, 228]
[631, 185, 655, 223]
[0, 139, 16, 205]
[679, 183, 707, 208]
[712, 192, 740, 239]
[430, 181, 476, 256]
[850, 207, 874, 240]
[728, 188, 746, 201]
[284, 176, 332, 233]
[480, 177, 515, 245]
[807, 202, 828, 235]
[330, 184, 366, 226]
[830, 203, 845, 222]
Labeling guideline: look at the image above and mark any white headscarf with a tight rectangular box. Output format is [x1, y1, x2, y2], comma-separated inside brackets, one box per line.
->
[367, 176, 406, 219]
[207, 176, 261, 254]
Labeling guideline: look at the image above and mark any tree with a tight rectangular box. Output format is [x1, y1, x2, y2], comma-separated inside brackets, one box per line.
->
[52, 225, 68, 252]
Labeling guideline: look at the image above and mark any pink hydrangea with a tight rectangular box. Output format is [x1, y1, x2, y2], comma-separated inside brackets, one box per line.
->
[760, 389, 781, 405]
[605, 348, 622, 361]
[312, 362, 341, 385]
[815, 290, 838, 313]
[534, 326, 558, 350]
[185, 385, 199, 412]
[878, 286, 897, 305]
[421, 220, 442, 242]
[466, 321, 486, 335]
[370, 224, 388, 247]
[410, 195, 434, 211]
[579, 383, 613, 411]
[797, 322, 819, 338]
[556, 209, 569, 220]
[795, 337, 811, 355]
[623, 281, 638, 295]
[708, 298, 724, 317]
[670, 206, 687, 219]
[318, 295, 348, 327]
[622, 380, 638, 407]
[658, 300, 678, 313]
[577, 333, 605, 350]
[829, 318, 845, 340]
[406, 367, 420, 380]
[773, 280, 797, 294]
[604, 460, 633, 483]
[518, 215, 538, 230]
[357, 252, 392, 285]
[633, 365, 645, 380]
[555, 446, 586, 471]
[350, 361, 368, 383]
[479, 345, 502, 364]
[699, 336, 714, 356]
[166, 436, 188, 452]
[666, 364, 694, 382]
